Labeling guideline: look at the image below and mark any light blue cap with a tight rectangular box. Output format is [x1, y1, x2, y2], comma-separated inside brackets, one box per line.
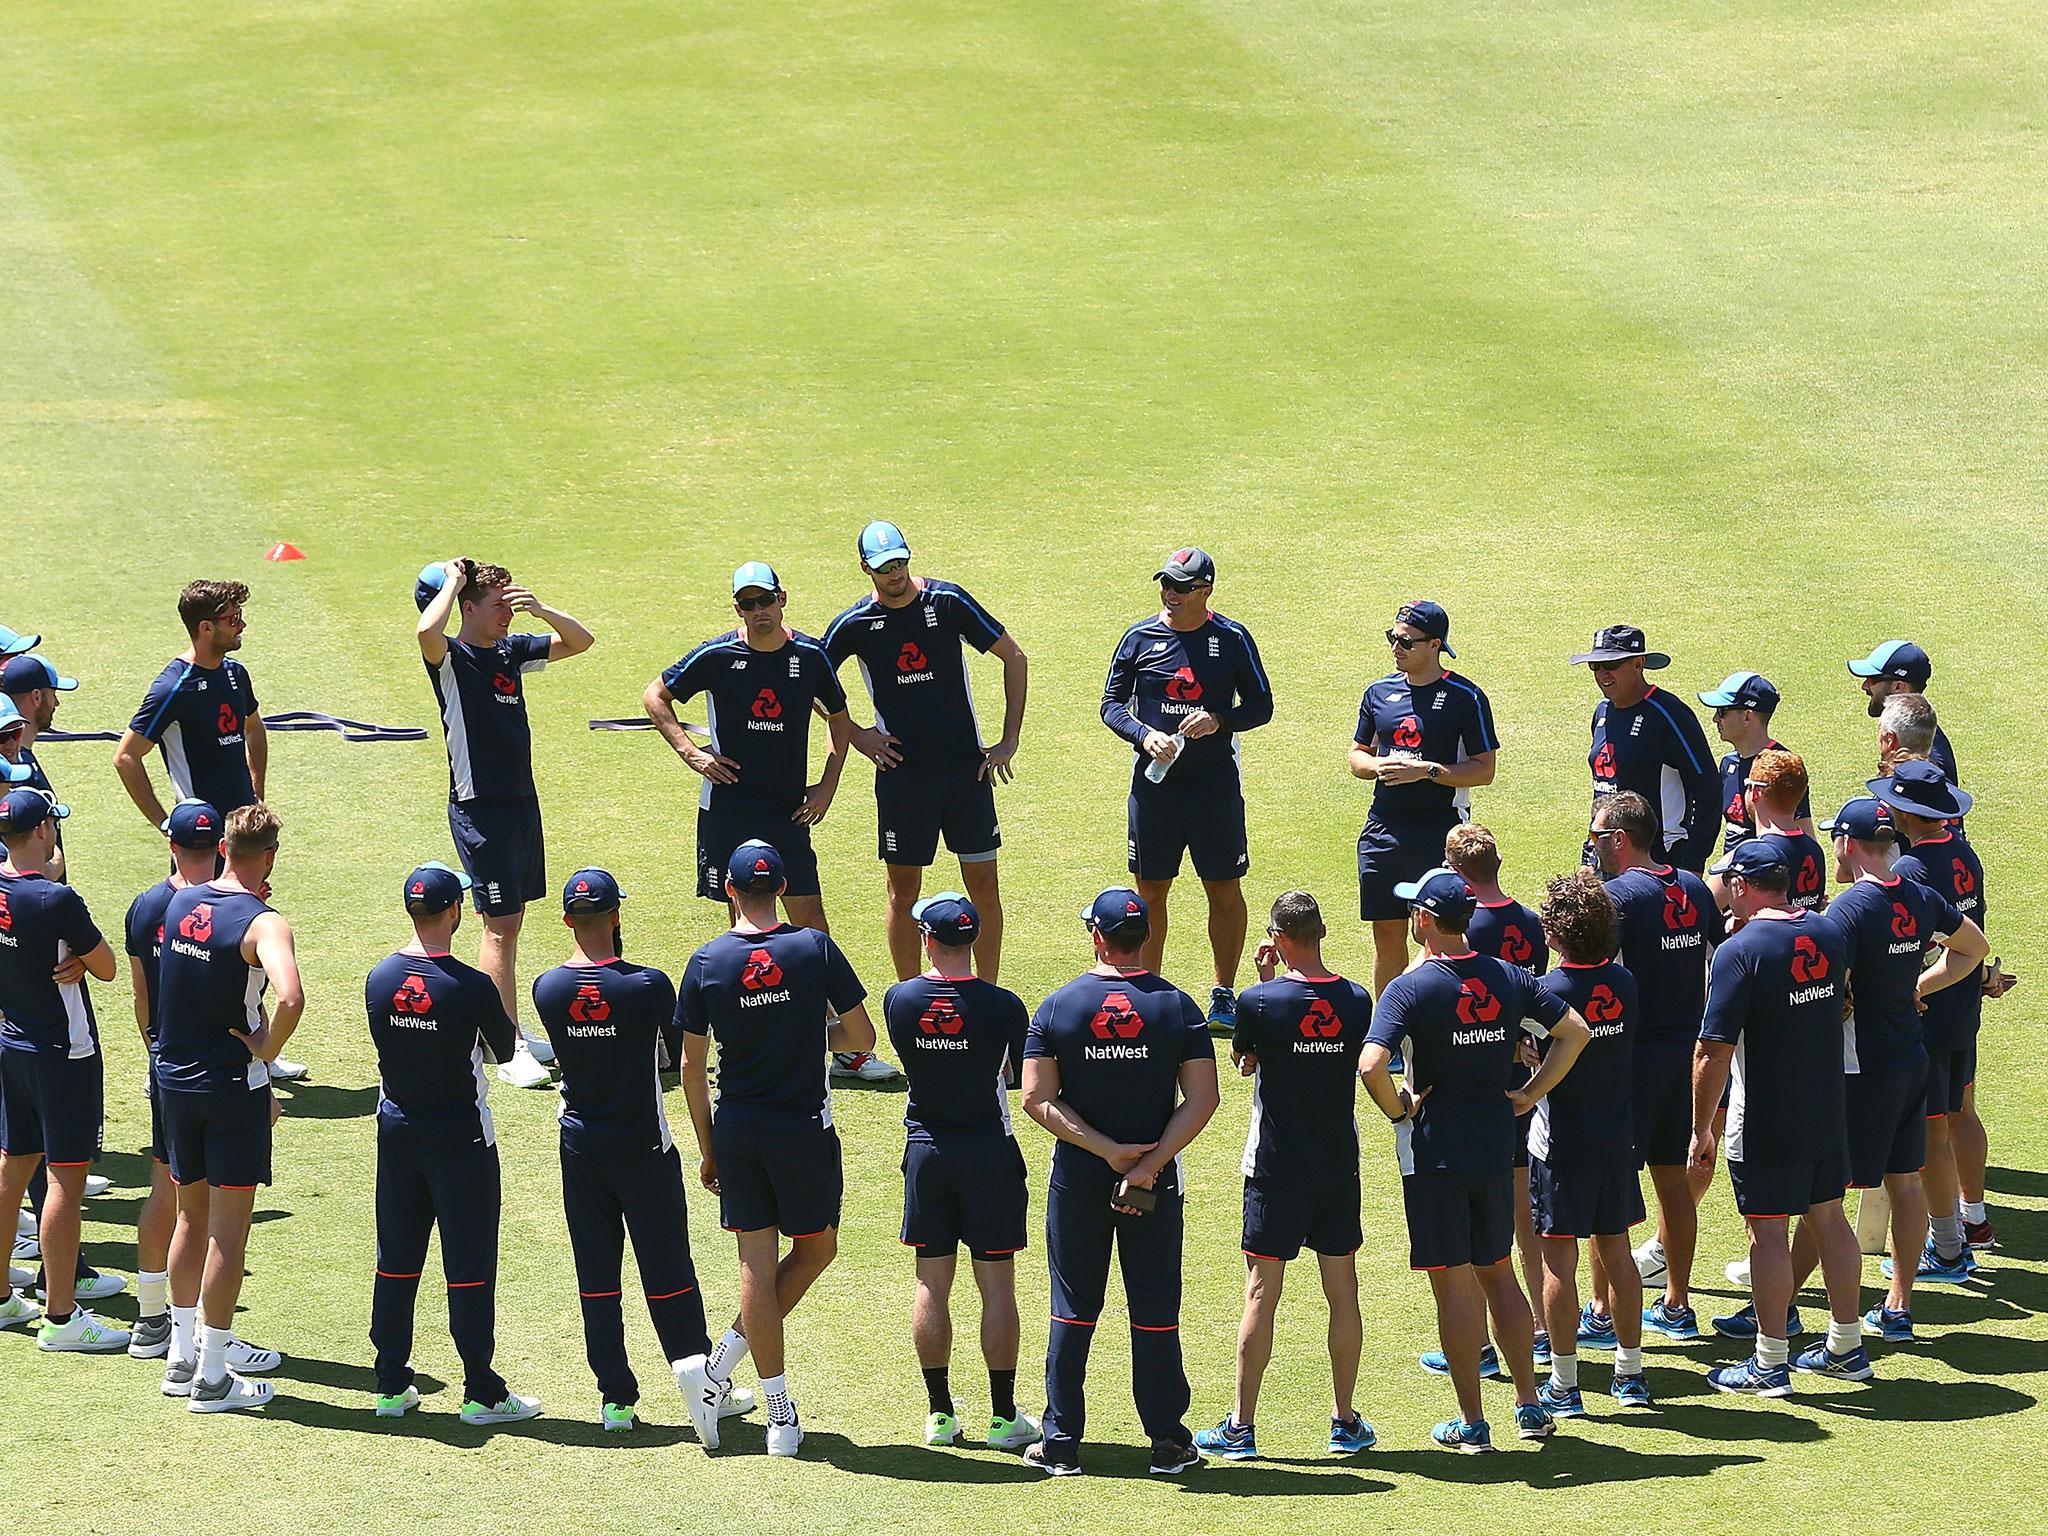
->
[732, 561, 781, 596]
[858, 521, 912, 568]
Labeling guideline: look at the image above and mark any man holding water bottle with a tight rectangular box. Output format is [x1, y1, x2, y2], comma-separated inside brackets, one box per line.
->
[1100, 548, 1274, 1030]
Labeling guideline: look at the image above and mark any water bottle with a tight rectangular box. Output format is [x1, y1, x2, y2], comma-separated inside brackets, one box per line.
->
[1144, 728, 1186, 783]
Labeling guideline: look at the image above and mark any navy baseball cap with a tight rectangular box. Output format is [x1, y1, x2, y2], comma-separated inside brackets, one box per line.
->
[911, 891, 980, 946]
[1154, 547, 1215, 585]
[1392, 866, 1477, 922]
[1821, 796, 1894, 843]
[413, 562, 448, 613]
[0, 627, 38, 658]
[1082, 886, 1149, 939]
[161, 799, 223, 849]
[562, 868, 626, 914]
[1698, 671, 1779, 712]
[0, 788, 67, 835]
[1709, 839, 1791, 880]
[1867, 759, 1972, 822]
[732, 561, 781, 597]
[858, 521, 912, 568]
[726, 840, 786, 892]
[1569, 624, 1670, 669]
[1393, 600, 1456, 658]
[1847, 640, 1931, 687]
[404, 860, 471, 914]
[0, 655, 76, 695]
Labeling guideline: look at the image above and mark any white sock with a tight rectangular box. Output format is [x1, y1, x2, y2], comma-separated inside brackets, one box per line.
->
[1614, 1344, 1643, 1375]
[138, 1270, 169, 1319]
[1756, 1334, 1790, 1369]
[1827, 1319, 1860, 1356]
[1550, 1353, 1579, 1390]
[1960, 1199, 1986, 1225]
[707, 1327, 749, 1384]
[762, 1372, 793, 1424]
[1640, 1237, 1664, 1259]
[169, 1304, 199, 1365]
[199, 1323, 231, 1383]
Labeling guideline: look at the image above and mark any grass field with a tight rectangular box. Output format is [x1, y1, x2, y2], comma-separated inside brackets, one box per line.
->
[4, 1, 2047, 1529]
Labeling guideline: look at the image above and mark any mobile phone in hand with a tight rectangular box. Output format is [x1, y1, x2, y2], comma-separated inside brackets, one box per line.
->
[1116, 1184, 1157, 1215]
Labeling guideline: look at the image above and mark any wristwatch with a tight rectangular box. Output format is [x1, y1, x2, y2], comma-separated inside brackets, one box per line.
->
[1426, 763, 1442, 781]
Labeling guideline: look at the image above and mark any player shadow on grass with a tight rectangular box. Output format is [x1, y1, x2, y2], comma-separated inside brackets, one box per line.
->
[1369, 1442, 1763, 1487]
[267, 1353, 445, 1397]
[1798, 1378, 2036, 1423]
[273, 1082, 380, 1120]
[1986, 1166, 2048, 1200]
[256, 1391, 696, 1447]
[1913, 1331, 2048, 1380]
[734, 1428, 1049, 1484]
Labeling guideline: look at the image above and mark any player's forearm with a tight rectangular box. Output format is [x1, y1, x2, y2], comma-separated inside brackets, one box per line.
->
[1215, 691, 1274, 732]
[998, 650, 1028, 744]
[1147, 1085, 1219, 1166]
[682, 1066, 714, 1153]
[1025, 1094, 1118, 1160]
[416, 585, 460, 655]
[246, 716, 268, 797]
[1919, 947, 1983, 1001]
[113, 746, 169, 826]
[536, 604, 594, 656]
[1349, 745, 1381, 780]
[1520, 1016, 1588, 1100]
[1437, 752, 1495, 788]
[642, 684, 698, 756]
[1690, 1042, 1731, 1135]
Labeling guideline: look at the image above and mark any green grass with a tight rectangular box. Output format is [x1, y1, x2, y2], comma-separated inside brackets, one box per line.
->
[4, 0, 2046, 1528]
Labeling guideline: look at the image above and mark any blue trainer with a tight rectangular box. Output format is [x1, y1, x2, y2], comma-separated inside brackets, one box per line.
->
[1420, 1344, 1500, 1378]
[1882, 1243, 1972, 1285]
[1862, 1305, 1914, 1343]
[1576, 1303, 1617, 1350]
[1533, 1331, 1552, 1366]
[1707, 1356, 1793, 1398]
[1710, 1302, 1803, 1340]
[1513, 1402, 1556, 1439]
[1206, 986, 1237, 1031]
[1327, 1414, 1377, 1455]
[1431, 1417, 1493, 1453]
[1611, 1373, 1653, 1408]
[1792, 1342, 1874, 1382]
[1643, 1301, 1700, 1340]
[1535, 1381, 1584, 1418]
[1192, 1416, 1257, 1460]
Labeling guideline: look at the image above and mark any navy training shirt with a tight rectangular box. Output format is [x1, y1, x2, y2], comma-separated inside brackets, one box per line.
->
[1824, 877, 1962, 1074]
[1587, 687, 1718, 867]
[130, 658, 260, 814]
[676, 924, 867, 1129]
[534, 959, 677, 1153]
[1232, 973, 1372, 1182]
[1531, 961, 1636, 1167]
[368, 951, 519, 1145]
[1367, 953, 1568, 1175]
[1101, 613, 1273, 785]
[1892, 831, 1986, 1049]
[1606, 864, 1722, 1045]
[1760, 829, 1829, 912]
[155, 883, 272, 1093]
[1024, 970, 1213, 1183]
[1700, 910, 1850, 1164]
[0, 871, 102, 1058]
[884, 973, 1029, 1141]
[823, 580, 1006, 769]
[426, 633, 550, 803]
[1352, 671, 1499, 823]
[1468, 899, 1549, 975]
[662, 631, 848, 817]
[1717, 741, 1813, 851]
[5, 749, 62, 857]
[123, 877, 184, 1042]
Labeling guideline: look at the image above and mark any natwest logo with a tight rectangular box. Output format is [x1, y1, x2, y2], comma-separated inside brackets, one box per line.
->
[492, 673, 517, 696]
[392, 975, 433, 1015]
[750, 688, 783, 720]
[1297, 998, 1341, 1039]
[1952, 858, 1977, 896]
[1165, 666, 1202, 702]
[1455, 977, 1501, 1026]
[897, 642, 929, 672]
[1890, 902, 1918, 941]
[1591, 741, 1617, 780]
[917, 998, 964, 1036]
[568, 983, 611, 1023]
[1088, 991, 1143, 1040]
[217, 703, 240, 734]
[1391, 716, 1423, 750]
[1796, 858, 1821, 895]
[741, 948, 784, 991]
[1663, 882, 1698, 930]
[178, 903, 214, 944]
[1584, 983, 1624, 1023]
[1790, 933, 1829, 984]
[0, 892, 11, 933]
[1498, 925, 1534, 965]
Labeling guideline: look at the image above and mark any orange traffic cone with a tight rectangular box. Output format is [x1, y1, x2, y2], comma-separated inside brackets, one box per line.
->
[265, 542, 306, 561]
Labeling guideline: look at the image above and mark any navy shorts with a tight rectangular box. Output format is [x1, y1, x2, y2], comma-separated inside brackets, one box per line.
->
[713, 1118, 841, 1236]
[901, 1135, 1028, 1259]
[876, 762, 1000, 867]
[696, 809, 820, 902]
[1127, 775, 1248, 883]
[147, 1064, 167, 1165]
[448, 795, 546, 917]
[1402, 1170, 1514, 1270]
[1728, 1147, 1847, 1219]
[1242, 1173, 1362, 1261]
[160, 1082, 272, 1188]
[0, 1049, 103, 1166]
[1846, 1064, 1929, 1187]
[1357, 814, 1458, 922]
[1925, 1039, 1975, 1117]
[1633, 1040, 1695, 1167]
[1530, 1157, 1646, 1238]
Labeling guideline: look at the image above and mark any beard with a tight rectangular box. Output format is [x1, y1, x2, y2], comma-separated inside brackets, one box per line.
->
[1865, 695, 1884, 719]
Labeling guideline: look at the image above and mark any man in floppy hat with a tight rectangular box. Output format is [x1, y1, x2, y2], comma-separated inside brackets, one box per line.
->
[1571, 626, 1717, 874]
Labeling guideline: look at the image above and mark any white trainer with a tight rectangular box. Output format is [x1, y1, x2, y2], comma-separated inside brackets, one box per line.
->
[228, 1336, 282, 1373]
[0, 1292, 42, 1329]
[375, 1385, 421, 1417]
[15, 1209, 32, 1238]
[189, 1371, 273, 1414]
[496, 1044, 552, 1089]
[673, 1355, 723, 1448]
[37, 1308, 130, 1353]
[830, 1051, 901, 1083]
[720, 1383, 756, 1419]
[83, 1174, 111, 1197]
[41, 1272, 127, 1303]
[521, 1031, 556, 1066]
[266, 1057, 310, 1083]
[8, 1264, 31, 1290]
[459, 1392, 542, 1425]
[161, 1358, 197, 1397]
[766, 1407, 804, 1457]
[1724, 1258, 1751, 1286]
[12, 1233, 38, 1263]
[1633, 1240, 1668, 1283]
[987, 1410, 1042, 1450]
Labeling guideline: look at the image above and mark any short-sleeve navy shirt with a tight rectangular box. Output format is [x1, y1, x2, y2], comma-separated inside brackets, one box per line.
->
[824, 581, 1005, 769]
[663, 632, 848, 817]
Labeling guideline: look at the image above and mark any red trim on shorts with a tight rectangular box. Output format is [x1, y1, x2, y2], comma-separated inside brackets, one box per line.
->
[645, 1287, 696, 1301]
[1411, 1263, 1448, 1271]
[977, 1246, 1024, 1256]
[45, 1159, 92, 1167]
[580, 1289, 623, 1298]
[1051, 1315, 1096, 1326]
[216, 1184, 257, 1191]
[447, 1280, 487, 1289]
[1130, 1322, 1179, 1332]
[1242, 1249, 1286, 1262]
[376, 1270, 423, 1280]
[784, 1227, 834, 1240]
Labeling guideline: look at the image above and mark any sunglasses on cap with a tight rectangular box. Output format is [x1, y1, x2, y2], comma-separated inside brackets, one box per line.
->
[1160, 577, 1210, 594]
[734, 590, 783, 613]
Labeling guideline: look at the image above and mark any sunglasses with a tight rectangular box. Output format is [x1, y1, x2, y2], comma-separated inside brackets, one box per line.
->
[1589, 827, 1625, 841]
[734, 590, 782, 613]
[1385, 630, 1431, 650]
[1160, 578, 1211, 595]
[868, 558, 909, 576]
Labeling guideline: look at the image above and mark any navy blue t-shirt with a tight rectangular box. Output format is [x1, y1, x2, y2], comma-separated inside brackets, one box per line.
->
[884, 973, 1028, 1141]
[1467, 899, 1549, 974]
[426, 632, 550, 803]
[676, 924, 867, 1129]
[823, 581, 1006, 769]
[1606, 864, 1721, 1045]
[123, 877, 184, 1042]
[5, 749, 62, 855]
[1232, 973, 1372, 1182]
[1700, 910, 1850, 1164]
[1824, 876, 1963, 1074]
[1024, 970, 1212, 1182]
[534, 959, 677, 1154]
[1760, 829, 1829, 912]
[1352, 671, 1498, 823]
[1717, 741, 1812, 851]
[1101, 613, 1273, 786]
[131, 659, 260, 814]
[1368, 953, 1568, 1175]
[1893, 832, 1986, 1049]
[0, 871, 101, 1058]
[1532, 962, 1636, 1167]
[663, 631, 848, 817]
[155, 883, 272, 1093]
[368, 951, 519, 1145]
[1587, 687, 1718, 864]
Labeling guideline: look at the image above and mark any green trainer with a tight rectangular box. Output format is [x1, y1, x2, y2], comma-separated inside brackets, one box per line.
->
[602, 1402, 636, 1433]
[375, 1386, 420, 1418]
[925, 1409, 960, 1446]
